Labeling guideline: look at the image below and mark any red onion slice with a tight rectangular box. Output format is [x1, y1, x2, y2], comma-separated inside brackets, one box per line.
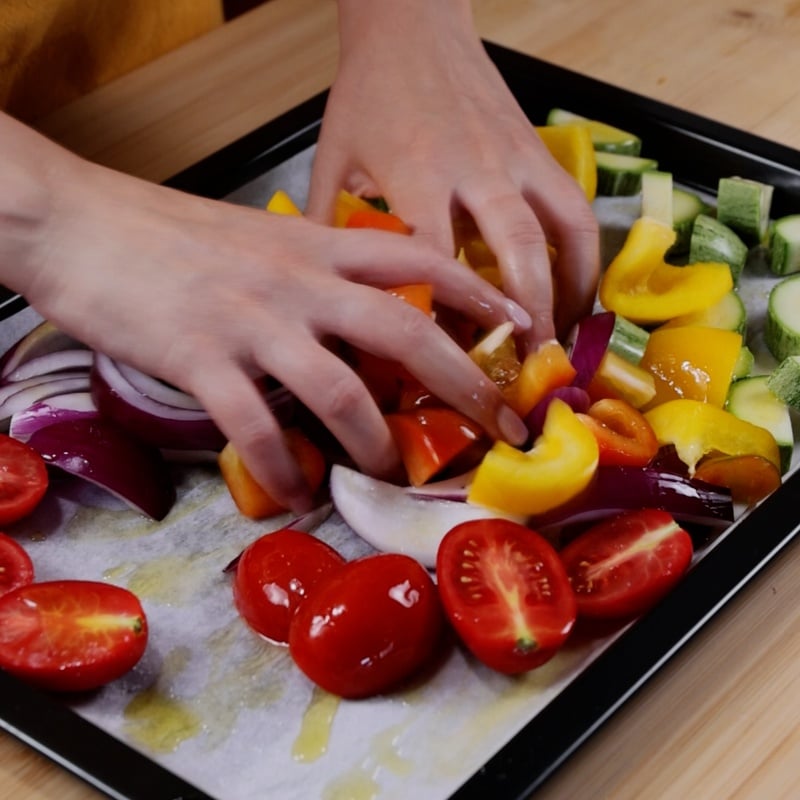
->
[567, 311, 616, 388]
[28, 417, 176, 520]
[91, 353, 226, 451]
[115, 362, 204, 411]
[0, 321, 87, 380]
[529, 465, 734, 536]
[9, 392, 98, 442]
[0, 375, 91, 427]
[525, 385, 592, 439]
[2, 350, 94, 383]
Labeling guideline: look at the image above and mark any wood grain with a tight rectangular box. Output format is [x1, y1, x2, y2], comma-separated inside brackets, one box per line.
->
[6, 0, 800, 797]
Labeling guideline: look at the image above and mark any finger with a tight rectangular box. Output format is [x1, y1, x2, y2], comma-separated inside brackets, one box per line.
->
[327, 228, 532, 333]
[189, 359, 314, 514]
[455, 172, 556, 347]
[252, 330, 401, 480]
[317, 284, 529, 446]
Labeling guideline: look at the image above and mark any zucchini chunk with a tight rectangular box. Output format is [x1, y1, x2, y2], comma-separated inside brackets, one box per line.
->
[764, 273, 800, 362]
[767, 355, 800, 411]
[689, 214, 749, 285]
[769, 215, 800, 276]
[672, 188, 712, 255]
[595, 151, 658, 196]
[716, 176, 774, 245]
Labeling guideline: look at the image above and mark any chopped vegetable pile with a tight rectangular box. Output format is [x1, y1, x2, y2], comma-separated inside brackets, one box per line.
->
[1, 109, 799, 699]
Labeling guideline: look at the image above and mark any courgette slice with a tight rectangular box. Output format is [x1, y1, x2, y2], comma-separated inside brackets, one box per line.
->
[764, 273, 800, 362]
[640, 171, 674, 226]
[689, 214, 748, 285]
[716, 176, 774, 245]
[545, 108, 642, 155]
[608, 314, 650, 364]
[767, 355, 800, 411]
[726, 375, 794, 474]
[769, 215, 800, 276]
[595, 152, 659, 196]
[659, 290, 747, 336]
[671, 188, 712, 255]
[732, 345, 755, 381]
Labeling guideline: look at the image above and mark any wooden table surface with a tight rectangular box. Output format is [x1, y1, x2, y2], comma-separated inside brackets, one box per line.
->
[5, 0, 800, 798]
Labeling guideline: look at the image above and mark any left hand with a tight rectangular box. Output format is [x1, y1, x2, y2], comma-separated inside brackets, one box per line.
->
[308, 0, 600, 348]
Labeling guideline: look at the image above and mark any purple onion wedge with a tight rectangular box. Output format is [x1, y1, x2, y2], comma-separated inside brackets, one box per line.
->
[9, 392, 98, 442]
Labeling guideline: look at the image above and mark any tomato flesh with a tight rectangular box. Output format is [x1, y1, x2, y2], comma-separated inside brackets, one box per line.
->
[0, 532, 34, 597]
[0, 434, 49, 526]
[559, 509, 693, 620]
[234, 529, 346, 643]
[0, 580, 148, 692]
[436, 519, 577, 674]
[288, 553, 444, 698]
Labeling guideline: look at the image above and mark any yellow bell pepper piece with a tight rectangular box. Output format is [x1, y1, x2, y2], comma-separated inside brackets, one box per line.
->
[266, 189, 303, 216]
[536, 123, 598, 202]
[644, 399, 780, 475]
[333, 189, 376, 228]
[468, 398, 599, 516]
[599, 217, 733, 325]
[640, 326, 742, 408]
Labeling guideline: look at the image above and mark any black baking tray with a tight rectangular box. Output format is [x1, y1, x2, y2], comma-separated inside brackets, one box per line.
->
[3, 41, 800, 800]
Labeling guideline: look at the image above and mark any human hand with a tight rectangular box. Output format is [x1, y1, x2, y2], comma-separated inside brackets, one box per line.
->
[5, 118, 531, 512]
[308, 0, 600, 347]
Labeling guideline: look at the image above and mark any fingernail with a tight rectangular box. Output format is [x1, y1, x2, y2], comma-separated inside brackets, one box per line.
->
[504, 299, 532, 331]
[497, 405, 529, 446]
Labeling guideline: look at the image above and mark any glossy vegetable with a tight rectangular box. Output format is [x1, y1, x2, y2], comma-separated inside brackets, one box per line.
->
[288, 553, 444, 698]
[9, 392, 98, 442]
[576, 398, 659, 467]
[385, 407, 486, 486]
[0, 580, 148, 692]
[0, 434, 49, 525]
[560, 509, 693, 620]
[233, 529, 345, 643]
[218, 428, 326, 519]
[508, 339, 577, 417]
[536, 123, 597, 201]
[345, 208, 412, 235]
[0, 532, 34, 597]
[28, 417, 176, 520]
[599, 216, 733, 325]
[468, 398, 599, 516]
[0, 321, 85, 380]
[694, 454, 781, 506]
[436, 518, 577, 674]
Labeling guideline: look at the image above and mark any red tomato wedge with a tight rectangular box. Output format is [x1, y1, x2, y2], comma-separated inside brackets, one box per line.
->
[576, 398, 659, 467]
[0, 580, 148, 692]
[385, 407, 487, 486]
[559, 509, 693, 620]
[345, 208, 413, 235]
[0, 434, 49, 526]
[436, 519, 577, 674]
[289, 553, 444, 698]
[233, 529, 346, 643]
[0, 532, 34, 597]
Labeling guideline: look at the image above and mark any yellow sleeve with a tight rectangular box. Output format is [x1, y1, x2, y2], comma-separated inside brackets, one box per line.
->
[0, 0, 224, 122]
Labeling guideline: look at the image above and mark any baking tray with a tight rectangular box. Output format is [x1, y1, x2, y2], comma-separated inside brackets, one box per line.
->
[3, 42, 800, 800]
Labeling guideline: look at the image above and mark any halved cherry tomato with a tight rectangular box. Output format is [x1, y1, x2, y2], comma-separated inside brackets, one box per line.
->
[288, 553, 444, 698]
[385, 407, 487, 486]
[345, 208, 413, 235]
[694, 453, 781, 506]
[218, 428, 326, 519]
[436, 519, 577, 674]
[576, 398, 659, 467]
[559, 509, 693, 620]
[0, 532, 34, 597]
[233, 529, 346, 643]
[0, 580, 148, 692]
[0, 434, 49, 526]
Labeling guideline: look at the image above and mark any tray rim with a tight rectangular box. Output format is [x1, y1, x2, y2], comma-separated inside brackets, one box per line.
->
[3, 40, 800, 800]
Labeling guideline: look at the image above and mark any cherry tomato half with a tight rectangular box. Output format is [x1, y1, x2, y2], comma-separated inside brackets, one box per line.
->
[0, 580, 148, 692]
[559, 508, 693, 620]
[233, 529, 346, 643]
[436, 519, 577, 675]
[288, 553, 444, 698]
[0, 434, 49, 526]
[0, 532, 34, 597]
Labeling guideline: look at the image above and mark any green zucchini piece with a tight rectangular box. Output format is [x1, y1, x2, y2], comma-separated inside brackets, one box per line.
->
[769, 215, 800, 276]
[671, 188, 712, 255]
[545, 108, 642, 155]
[594, 151, 658, 196]
[663, 290, 747, 336]
[716, 176, 774, 245]
[726, 375, 794, 474]
[689, 214, 748, 285]
[767, 355, 800, 411]
[608, 314, 650, 364]
[640, 170, 674, 226]
[764, 273, 800, 362]
[732, 345, 754, 381]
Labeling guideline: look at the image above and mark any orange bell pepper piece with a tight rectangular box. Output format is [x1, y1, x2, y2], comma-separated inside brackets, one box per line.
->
[694, 454, 781, 506]
[345, 208, 412, 235]
[506, 339, 577, 417]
